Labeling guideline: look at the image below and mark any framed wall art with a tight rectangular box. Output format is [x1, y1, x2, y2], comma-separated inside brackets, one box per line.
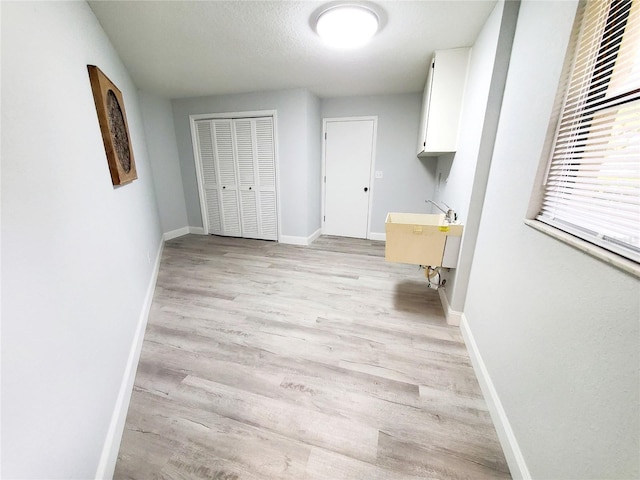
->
[88, 65, 137, 186]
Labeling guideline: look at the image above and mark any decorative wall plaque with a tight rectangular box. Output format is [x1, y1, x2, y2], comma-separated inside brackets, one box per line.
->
[88, 65, 137, 186]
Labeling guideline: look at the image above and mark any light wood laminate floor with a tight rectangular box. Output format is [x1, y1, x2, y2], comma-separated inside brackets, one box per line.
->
[115, 234, 510, 480]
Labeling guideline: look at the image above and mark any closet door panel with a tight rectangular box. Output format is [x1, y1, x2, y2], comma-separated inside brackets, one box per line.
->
[205, 193, 222, 235]
[233, 119, 260, 239]
[234, 119, 256, 187]
[195, 120, 222, 234]
[214, 120, 236, 188]
[256, 118, 276, 188]
[239, 190, 259, 237]
[260, 191, 278, 240]
[213, 120, 241, 236]
[255, 118, 278, 240]
[221, 189, 241, 237]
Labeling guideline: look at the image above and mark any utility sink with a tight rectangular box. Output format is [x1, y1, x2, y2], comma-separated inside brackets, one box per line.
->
[385, 212, 463, 267]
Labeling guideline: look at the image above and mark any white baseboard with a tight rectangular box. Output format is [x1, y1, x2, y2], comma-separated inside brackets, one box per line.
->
[188, 226, 206, 235]
[368, 232, 386, 241]
[460, 315, 531, 480]
[308, 228, 321, 244]
[279, 235, 307, 245]
[163, 226, 189, 241]
[94, 239, 164, 480]
[437, 288, 463, 326]
[280, 228, 321, 246]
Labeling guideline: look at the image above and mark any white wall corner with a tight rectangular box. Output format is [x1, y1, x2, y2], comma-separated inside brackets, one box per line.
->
[438, 287, 463, 326]
[307, 228, 322, 244]
[162, 226, 190, 241]
[188, 226, 206, 235]
[94, 239, 164, 480]
[460, 314, 531, 480]
[279, 228, 321, 246]
[368, 232, 386, 241]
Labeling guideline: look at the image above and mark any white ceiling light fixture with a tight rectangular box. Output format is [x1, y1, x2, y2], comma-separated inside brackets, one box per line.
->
[316, 4, 379, 49]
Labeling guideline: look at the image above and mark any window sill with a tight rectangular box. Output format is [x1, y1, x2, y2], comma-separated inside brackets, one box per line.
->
[524, 219, 640, 279]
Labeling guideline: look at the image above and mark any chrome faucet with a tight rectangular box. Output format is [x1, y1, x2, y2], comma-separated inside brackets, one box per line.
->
[426, 200, 458, 224]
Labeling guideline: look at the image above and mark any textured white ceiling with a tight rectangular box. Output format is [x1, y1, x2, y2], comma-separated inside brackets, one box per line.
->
[88, 1, 496, 99]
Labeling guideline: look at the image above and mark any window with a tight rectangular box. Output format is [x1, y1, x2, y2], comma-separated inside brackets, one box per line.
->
[533, 0, 640, 265]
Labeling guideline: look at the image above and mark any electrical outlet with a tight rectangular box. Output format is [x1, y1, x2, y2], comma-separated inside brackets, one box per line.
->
[375, 171, 383, 179]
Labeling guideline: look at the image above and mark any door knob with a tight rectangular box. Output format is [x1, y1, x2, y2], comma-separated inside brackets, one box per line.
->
[364, 187, 369, 192]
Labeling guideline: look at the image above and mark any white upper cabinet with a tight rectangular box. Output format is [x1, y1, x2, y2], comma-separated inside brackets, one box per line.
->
[417, 47, 470, 157]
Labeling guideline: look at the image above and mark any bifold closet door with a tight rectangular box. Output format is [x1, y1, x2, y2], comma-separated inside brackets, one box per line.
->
[255, 118, 278, 240]
[194, 116, 277, 241]
[195, 119, 241, 237]
[233, 118, 277, 241]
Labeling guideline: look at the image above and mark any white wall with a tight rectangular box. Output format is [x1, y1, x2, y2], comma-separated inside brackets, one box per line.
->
[434, 1, 504, 224]
[320, 93, 433, 235]
[1, 2, 163, 478]
[306, 91, 322, 235]
[139, 91, 188, 235]
[464, 1, 640, 478]
[435, 0, 519, 313]
[171, 89, 322, 239]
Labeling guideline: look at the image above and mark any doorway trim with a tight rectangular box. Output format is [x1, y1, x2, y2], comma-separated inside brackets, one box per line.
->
[189, 110, 282, 241]
[321, 116, 378, 239]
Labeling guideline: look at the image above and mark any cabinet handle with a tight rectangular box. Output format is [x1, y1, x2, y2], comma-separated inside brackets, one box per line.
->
[222, 186, 226, 189]
[364, 187, 369, 192]
[249, 187, 252, 190]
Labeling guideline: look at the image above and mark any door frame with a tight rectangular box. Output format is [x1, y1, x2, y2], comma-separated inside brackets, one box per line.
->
[321, 116, 378, 239]
[189, 110, 281, 241]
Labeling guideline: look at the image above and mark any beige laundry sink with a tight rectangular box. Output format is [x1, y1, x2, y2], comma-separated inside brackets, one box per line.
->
[385, 212, 463, 267]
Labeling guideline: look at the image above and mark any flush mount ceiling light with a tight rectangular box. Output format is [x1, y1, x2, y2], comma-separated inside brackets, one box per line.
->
[315, 4, 379, 49]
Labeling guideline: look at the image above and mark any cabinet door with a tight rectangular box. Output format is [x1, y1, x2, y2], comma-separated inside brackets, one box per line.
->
[212, 120, 241, 237]
[424, 48, 469, 153]
[417, 48, 470, 156]
[417, 58, 435, 156]
[194, 120, 222, 235]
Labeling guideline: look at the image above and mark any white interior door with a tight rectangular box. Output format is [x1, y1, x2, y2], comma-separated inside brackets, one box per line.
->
[323, 118, 376, 239]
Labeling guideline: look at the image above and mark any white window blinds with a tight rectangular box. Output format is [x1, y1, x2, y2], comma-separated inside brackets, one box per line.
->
[538, 0, 640, 263]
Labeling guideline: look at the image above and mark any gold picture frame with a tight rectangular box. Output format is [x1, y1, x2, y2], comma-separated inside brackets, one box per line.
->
[88, 65, 137, 186]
